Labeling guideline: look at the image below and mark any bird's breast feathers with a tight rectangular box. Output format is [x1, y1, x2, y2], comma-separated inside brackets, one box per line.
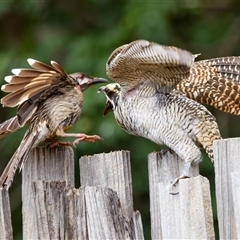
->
[113, 94, 162, 136]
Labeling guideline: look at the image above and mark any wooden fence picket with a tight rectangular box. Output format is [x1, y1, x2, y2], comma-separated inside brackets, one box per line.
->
[0, 138, 239, 239]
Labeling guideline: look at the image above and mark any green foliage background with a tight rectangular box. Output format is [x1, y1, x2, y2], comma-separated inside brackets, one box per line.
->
[0, 1, 240, 239]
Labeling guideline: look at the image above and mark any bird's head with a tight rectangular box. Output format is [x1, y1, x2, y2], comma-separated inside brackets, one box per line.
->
[70, 73, 108, 91]
[98, 83, 121, 116]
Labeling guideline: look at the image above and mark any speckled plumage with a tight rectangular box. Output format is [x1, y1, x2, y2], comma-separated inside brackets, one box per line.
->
[176, 57, 240, 114]
[100, 40, 225, 188]
[0, 59, 107, 189]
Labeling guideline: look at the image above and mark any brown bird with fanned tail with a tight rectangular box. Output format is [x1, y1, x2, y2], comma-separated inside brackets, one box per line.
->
[0, 58, 107, 189]
[99, 40, 237, 192]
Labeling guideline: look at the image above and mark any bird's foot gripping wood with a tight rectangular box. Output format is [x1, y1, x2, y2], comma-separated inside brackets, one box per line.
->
[169, 161, 192, 195]
[170, 174, 190, 195]
[161, 148, 175, 155]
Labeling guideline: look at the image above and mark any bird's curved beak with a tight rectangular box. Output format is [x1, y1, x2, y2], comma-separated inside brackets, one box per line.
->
[81, 77, 108, 91]
[92, 77, 108, 84]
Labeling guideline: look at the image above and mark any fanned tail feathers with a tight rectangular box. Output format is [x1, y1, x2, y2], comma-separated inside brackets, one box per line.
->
[177, 56, 240, 114]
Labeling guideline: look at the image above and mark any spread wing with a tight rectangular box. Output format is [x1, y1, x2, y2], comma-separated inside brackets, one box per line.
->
[106, 40, 195, 92]
[176, 57, 240, 114]
[1, 59, 69, 125]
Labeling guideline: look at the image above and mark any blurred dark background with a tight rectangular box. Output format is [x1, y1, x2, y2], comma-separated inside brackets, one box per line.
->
[0, 1, 240, 239]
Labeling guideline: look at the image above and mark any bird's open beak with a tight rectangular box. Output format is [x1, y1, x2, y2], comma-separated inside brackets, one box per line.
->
[98, 86, 105, 93]
[103, 100, 113, 116]
[98, 86, 113, 116]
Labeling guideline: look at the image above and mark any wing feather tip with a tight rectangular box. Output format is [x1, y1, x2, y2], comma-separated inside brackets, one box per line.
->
[50, 60, 57, 65]
[4, 75, 12, 83]
[1, 84, 6, 91]
[27, 58, 37, 66]
[11, 69, 22, 76]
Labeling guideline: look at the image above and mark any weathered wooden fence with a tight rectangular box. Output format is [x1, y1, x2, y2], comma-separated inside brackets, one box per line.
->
[0, 138, 240, 239]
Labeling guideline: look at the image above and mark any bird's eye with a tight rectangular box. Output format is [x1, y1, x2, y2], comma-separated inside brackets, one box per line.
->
[78, 74, 84, 79]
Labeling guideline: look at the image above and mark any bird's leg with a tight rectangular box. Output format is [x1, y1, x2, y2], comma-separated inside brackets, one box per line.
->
[169, 161, 192, 195]
[56, 128, 102, 147]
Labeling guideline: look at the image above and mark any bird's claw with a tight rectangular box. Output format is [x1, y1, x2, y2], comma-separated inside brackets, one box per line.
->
[169, 178, 180, 195]
[161, 148, 174, 155]
[169, 174, 190, 195]
[72, 134, 102, 147]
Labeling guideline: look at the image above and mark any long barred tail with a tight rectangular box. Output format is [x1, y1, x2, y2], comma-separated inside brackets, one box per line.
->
[195, 108, 222, 163]
[197, 56, 240, 83]
[205, 146, 215, 163]
[202, 132, 222, 163]
[177, 56, 240, 115]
